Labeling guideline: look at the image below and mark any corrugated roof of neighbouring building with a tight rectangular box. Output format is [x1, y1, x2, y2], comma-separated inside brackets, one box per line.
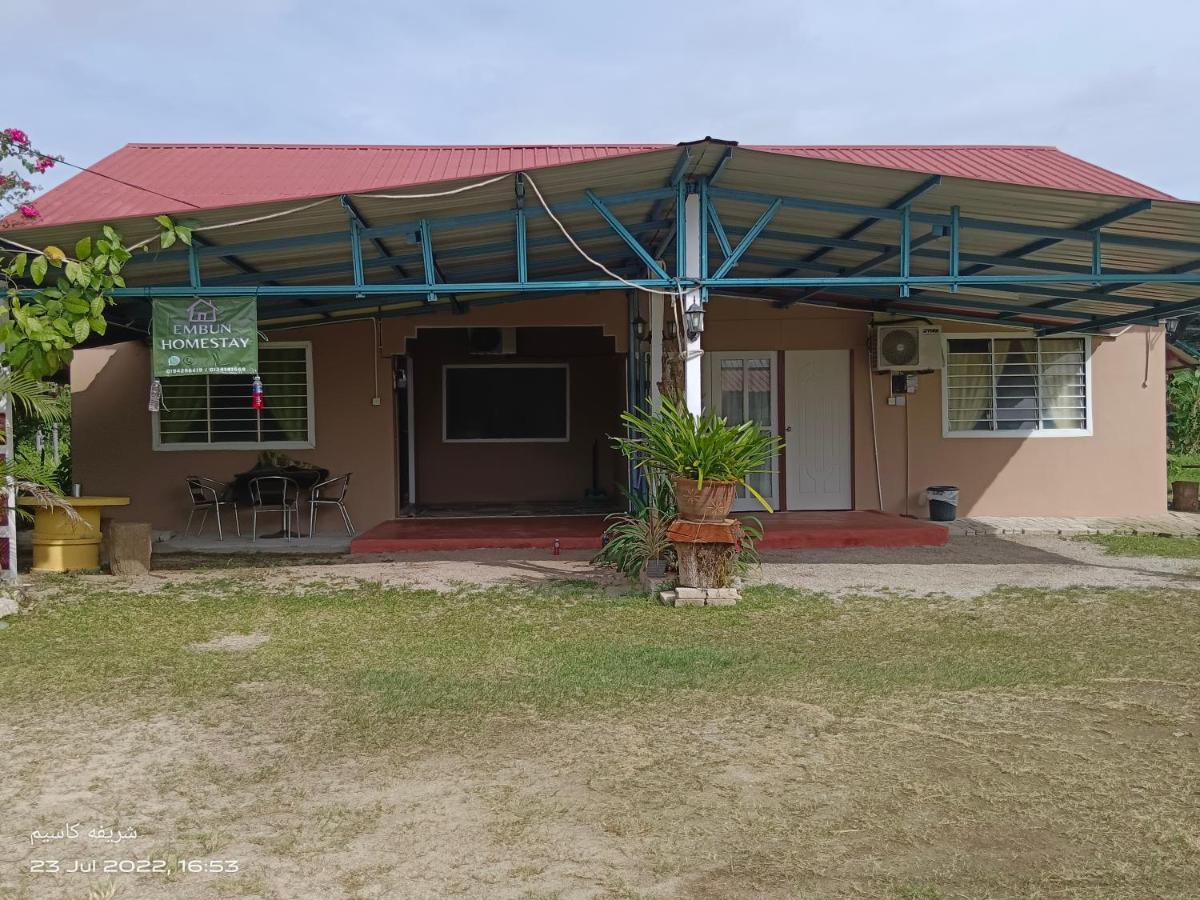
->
[7, 141, 1177, 229]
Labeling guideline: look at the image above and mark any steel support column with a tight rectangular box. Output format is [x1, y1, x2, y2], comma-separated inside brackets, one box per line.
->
[949, 205, 960, 292]
[186, 242, 201, 289]
[0, 383, 13, 581]
[418, 219, 436, 302]
[649, 268, 665, 413]
[626, 291, 641, 502]
[515, 175, 528, 284]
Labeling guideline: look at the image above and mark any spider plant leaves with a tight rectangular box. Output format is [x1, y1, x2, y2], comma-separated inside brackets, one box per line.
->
[614, 400, 782, 513]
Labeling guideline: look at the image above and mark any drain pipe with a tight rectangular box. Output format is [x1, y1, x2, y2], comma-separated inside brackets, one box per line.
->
[372, 317, 382, 406]
[868, 365, 884, 511]
[904, 400, 911, 518]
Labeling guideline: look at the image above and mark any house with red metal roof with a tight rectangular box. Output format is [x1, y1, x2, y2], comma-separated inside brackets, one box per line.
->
[7, 138, 1193, 549]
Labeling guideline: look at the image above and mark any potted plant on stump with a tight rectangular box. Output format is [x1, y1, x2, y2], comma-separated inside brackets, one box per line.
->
[616, 401, 781, 604]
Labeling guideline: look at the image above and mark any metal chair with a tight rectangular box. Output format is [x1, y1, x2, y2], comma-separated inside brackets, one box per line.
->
[185, 476, 240, 540]
[249, 475, 300, 542]
[308, 473, 355, 536]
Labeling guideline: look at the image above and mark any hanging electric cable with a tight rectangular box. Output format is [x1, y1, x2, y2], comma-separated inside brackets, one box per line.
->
[26, 148, 202, 209]
[521, 172, 683, 301]
[356, 173, 512, 199]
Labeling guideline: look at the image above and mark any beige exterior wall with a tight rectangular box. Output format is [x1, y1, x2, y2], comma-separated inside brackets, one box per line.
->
[71, 319, 397, 532]
[888, 324, 1166, 517]
[379, 293, 630, 356]
[69, 296, 1167, 531]
[702, 298, 1166, 517]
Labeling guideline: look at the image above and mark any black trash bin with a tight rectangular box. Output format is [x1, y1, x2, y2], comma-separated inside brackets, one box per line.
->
[926, 486, 959, 522]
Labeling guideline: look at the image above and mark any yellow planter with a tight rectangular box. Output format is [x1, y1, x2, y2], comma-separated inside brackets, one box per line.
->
[17, 496, 131, 572]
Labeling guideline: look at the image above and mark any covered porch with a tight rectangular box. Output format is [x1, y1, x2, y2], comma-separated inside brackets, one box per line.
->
[348, 510, 949, 553]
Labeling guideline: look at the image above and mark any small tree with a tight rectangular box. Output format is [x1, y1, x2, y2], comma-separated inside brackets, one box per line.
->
[1168, 368, 1200, 456]
[0, 128, 189, 528]
[0, 127, 58, 223]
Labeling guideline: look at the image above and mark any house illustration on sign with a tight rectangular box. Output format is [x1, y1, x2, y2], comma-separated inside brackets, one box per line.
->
[187, 298, 219, 323]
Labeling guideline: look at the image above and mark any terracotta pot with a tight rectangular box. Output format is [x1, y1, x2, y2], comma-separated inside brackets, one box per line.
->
[672, 476, 737, 522]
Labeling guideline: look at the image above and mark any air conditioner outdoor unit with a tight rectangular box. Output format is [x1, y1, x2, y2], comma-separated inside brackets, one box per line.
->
[874, 323, 943, 372]
[467, 326, 517, 355]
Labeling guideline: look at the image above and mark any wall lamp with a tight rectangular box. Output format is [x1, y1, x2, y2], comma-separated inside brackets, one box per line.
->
[632, 315, 650, 344]
[684, 300, 705, 342]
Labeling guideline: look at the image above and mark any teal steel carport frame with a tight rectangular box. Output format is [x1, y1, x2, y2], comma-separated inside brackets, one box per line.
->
[15, 159, 1200, 337]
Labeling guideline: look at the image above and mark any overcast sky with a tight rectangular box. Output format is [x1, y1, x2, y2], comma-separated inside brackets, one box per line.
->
[11, 0, 1200, 199]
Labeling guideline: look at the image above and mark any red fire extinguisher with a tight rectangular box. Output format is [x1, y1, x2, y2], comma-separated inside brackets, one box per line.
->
[251, 375, 264, 410]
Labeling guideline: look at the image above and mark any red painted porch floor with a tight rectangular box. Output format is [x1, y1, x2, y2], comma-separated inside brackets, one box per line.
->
[349, 510, 949, 554]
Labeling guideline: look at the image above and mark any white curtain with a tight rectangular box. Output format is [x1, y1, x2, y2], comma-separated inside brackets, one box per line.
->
[945, 339, 994, 431]
[1039, 338, 1087, 429]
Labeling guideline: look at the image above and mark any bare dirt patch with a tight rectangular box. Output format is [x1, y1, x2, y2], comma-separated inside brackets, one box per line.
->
[753, 533, 1200, 598]
[188, 632, 270, 653]
[2, 683, 1196, 899]
[5, 545, 1200, 897]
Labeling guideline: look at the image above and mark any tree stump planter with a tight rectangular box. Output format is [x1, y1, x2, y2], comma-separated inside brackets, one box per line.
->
[1171, 480, 1199, 512]
[106, 522, 153, 577]
[665, 517, 744, 603]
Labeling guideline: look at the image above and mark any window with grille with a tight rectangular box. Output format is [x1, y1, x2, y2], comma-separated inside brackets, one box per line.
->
[943, 336, 1090, 437]
[154, 343, 314, 449]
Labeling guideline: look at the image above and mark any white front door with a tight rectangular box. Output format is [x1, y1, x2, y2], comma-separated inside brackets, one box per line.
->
[703, 352, 779, 512]
[784, 350, 852, 510]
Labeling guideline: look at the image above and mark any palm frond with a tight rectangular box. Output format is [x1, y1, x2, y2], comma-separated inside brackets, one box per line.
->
[0, 371, 69, 423]
[0, 456, 80, 522]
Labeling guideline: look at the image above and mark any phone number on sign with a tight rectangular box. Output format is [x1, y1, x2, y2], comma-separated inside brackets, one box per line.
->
[29, 859, 239, 875]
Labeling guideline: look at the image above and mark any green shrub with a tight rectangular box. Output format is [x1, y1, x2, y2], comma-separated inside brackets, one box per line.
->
[1167, 369, 1200, 455]
[593, 477, 676, 580]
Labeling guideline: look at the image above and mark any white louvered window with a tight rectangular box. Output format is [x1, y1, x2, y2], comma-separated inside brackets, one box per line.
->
[943, 336, 1090, 437]
[154, 343, 315, 450]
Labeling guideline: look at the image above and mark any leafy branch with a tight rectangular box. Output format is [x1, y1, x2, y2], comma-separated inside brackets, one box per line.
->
[1, 218, 191, 377]
[0, 127, 194, 533]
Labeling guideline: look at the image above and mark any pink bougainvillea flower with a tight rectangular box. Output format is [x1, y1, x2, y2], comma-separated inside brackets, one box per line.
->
[3, 128, 29, 145]
[18, 204, 39, 218]
[34, 157, 54, 173]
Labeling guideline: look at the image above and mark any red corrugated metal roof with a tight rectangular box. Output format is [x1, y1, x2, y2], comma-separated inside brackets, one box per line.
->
[8, 142, 1174, 229]
[12, 144, 671, 229]
[754, 145, 1174, 201]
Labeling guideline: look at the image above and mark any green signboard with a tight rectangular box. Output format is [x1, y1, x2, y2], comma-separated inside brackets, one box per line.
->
[151, 297, 259, 377]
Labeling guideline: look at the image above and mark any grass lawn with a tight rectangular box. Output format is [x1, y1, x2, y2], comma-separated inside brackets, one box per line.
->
[1078, 532, 1200, 558]
[1, 575, 1198, 898]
